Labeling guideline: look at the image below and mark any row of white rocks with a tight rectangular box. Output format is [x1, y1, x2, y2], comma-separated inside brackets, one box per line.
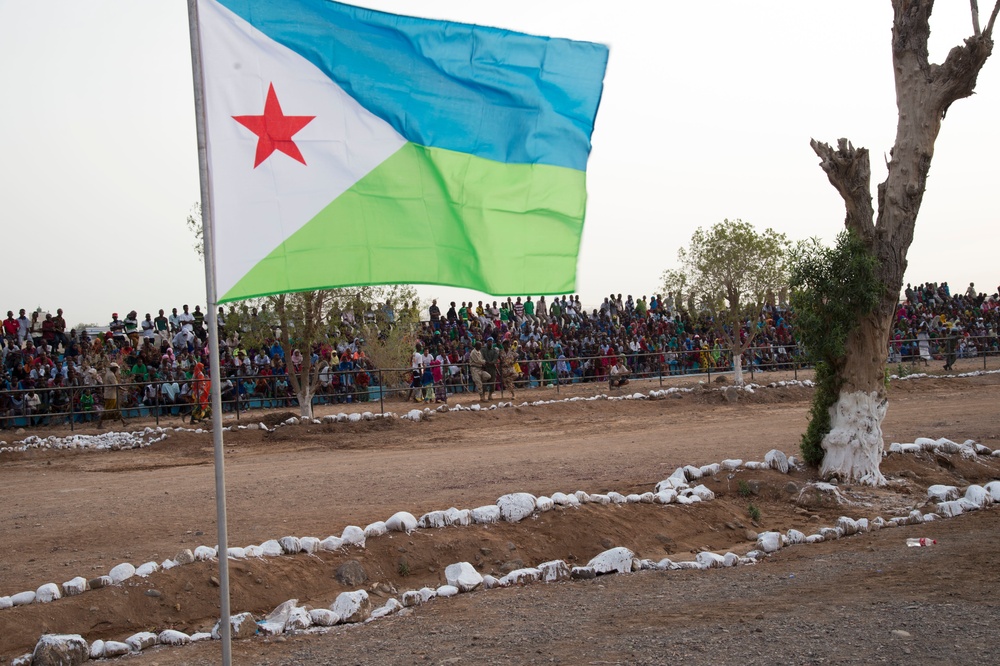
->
[0, 428, 170, 454]
[7, 436, 998, 661]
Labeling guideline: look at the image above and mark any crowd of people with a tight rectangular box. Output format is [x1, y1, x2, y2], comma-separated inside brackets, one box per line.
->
[2, 281, 998, 427]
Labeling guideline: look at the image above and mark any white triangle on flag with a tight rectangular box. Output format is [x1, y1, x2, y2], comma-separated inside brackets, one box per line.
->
[199, 0, 407, 297]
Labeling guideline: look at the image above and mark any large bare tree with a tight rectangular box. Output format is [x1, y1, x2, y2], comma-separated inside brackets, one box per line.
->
[810, 0, 999, 484]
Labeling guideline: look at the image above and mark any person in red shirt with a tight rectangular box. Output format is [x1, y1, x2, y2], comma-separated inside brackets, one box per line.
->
[3, 311, 19, 344]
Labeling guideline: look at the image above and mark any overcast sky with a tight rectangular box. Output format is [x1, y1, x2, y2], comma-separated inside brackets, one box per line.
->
[1, 1, 997, 327]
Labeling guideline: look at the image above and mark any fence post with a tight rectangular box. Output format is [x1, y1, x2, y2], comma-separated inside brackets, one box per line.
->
[379, 369, 384, 414]
[154, 382, 160, 426]
[234, 376, 241, 422]
[69, 387, 76, 432]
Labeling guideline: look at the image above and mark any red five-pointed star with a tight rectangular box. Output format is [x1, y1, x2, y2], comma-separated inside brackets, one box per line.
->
[233, 83, 315, 168]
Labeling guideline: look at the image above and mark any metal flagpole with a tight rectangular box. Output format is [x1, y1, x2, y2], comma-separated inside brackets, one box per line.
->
[185, 1, 233, 663]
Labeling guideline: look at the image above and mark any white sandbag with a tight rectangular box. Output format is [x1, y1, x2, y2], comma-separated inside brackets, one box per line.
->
[341, 526, 366, 547]
[385, 511, 418, 533]
[445, 562, 483, 592]
[109, 562, 136, 584]
[497, 493, 537, 522]
[587, 547, 635, 574]
[471, 505, 501, 524]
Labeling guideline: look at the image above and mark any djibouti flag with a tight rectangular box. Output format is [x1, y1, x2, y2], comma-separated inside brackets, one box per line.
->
[196, 0, 608, 303]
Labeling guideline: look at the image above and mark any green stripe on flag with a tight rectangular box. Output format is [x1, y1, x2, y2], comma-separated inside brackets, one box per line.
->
[220, 142, 587, 302]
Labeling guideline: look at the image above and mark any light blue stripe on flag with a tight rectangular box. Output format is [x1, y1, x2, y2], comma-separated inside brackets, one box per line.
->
[215, 0, 608, 171]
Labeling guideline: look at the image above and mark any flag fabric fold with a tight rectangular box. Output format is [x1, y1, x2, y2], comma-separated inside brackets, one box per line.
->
[197, 0, 608, 302]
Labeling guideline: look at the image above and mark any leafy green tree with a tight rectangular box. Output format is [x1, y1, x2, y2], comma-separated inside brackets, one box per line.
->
[790, 232, 882, 470]
[662, 219, 791, 385]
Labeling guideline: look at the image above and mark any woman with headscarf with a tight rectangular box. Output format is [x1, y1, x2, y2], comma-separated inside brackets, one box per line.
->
[190, 361, 211, 423]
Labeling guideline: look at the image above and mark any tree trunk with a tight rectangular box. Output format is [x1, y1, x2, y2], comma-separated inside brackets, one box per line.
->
[810, 1, 997, 484]
[297, 385, 314, 419]
[732, 349, 744, 387]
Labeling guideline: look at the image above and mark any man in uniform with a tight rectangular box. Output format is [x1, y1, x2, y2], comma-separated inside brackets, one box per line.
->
[469, 340, 488, 400]
[482, 337, 501, 401]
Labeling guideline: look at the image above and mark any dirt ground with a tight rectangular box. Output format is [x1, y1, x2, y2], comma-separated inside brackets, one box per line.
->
[1, 369, 999, 664]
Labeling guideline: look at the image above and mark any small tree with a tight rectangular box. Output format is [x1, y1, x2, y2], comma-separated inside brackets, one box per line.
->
[790, 232, 883, 472]
[808, 1, 999, 484]
[662, 219, 791, 385]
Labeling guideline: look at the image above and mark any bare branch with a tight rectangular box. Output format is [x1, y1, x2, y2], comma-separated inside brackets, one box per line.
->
[973, 0, 982, 36]
[986, 0, 1000, 38]
[810, 138, 876, 241]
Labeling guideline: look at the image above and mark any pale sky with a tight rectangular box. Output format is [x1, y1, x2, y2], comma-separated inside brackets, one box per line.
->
[1, 1, 997, 327]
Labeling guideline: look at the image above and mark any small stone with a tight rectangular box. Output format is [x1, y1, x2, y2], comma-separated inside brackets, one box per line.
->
[144, 589, 162, 598]
[184, 581, 195, 592]
[174, 549, 196, 565]
[210, 576, 220, 587]
[892, 629, 911, 639]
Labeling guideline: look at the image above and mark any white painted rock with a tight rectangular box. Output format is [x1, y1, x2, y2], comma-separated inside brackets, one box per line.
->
[298, 537, 321, 554]
[11, 655, 32, 666]
[682, 465, 703, 481]
[695, 552, 726, 569]
[385, 511, 418, 533]
[764, 449, 789, 473]
[286, 606, 312, 631]
[655, 489, 677, 504]
[418, 587, 437, 602]
[32, 635, 89, 665]
[756, 532, 782, 553]
[158, 630, 190, 646]
[190, 632, 213, 643]
[536, 496, 555, 511]
[320, 536, 345, 551]
[370, 598, 403, 619]
[194, 545, 217, 561]
[639, 492, 655, 503]
[785, 529, 806, 545]
[964, 485, 992, 508]
[445, 562, 484, 592]
[419, 510, 452, 528]
[260, 539, 283, 556]
[135, 561, 159, 577]
[500, 568, 542, 585]
[482, 574, 501, 589]
[688, 484, 715, 501]
[699, 463, 721, 477]
[720, 458, 743, 470]
[587, 547, 635, 574]
[401, 590, 423, 607]
[331, 590, 371, 623]
[444, 507, 471, 526]
[927, 484, 959, 502]
[985, 481, 1000, 502]
[723, 552, 740, 567]
[837, 517, 860, 536]
[12, 591, 37, 606]
[0, 596, 11, 609]
[625, 493, 642, 503]
[436, 585, 459, 598]
[341, 526, 366, 547]
[607, 492, 627, 505]
[551, 492, 578, 506]
[89, 640, 105, 659]
[574, 490, 592, 503]
[34, 583, 61, 603]
[102, 641, 131, 657]
[470, 505, 501, 524]
[309, 608, 340, 626]
[538, 559, 571, 582]
[109, 562, 136, 583]
[212, 612, 257, 640]
[279, 536, 302, 554]
[590, 494, 611, 505]
[125, 631, 158, 651]
[260, 599, 298, 636]
[497, 493, 537, 522]
[364, 521, 388, 538]
[744, 461, 767, 470]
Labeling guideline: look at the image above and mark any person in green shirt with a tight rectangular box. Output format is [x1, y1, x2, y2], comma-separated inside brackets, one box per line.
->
[523, 296, 536, 324]
[549, 300, 562, 321]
